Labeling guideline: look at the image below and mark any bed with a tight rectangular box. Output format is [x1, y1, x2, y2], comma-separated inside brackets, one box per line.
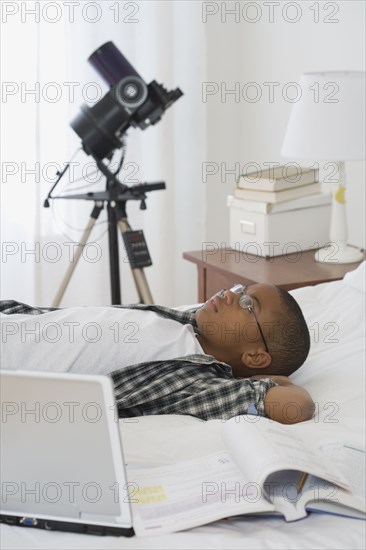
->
[1, 261, 365, 549]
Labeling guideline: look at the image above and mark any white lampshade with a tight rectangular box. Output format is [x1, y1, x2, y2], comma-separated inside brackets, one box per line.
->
[281, 71, 365, 161]
[281, 71, 365, 264]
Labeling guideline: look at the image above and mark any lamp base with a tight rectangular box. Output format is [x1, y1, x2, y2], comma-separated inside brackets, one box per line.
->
[315, 244, 364, 264]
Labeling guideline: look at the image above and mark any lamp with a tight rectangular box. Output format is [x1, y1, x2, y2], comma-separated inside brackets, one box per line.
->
[281, 71, 365, 263]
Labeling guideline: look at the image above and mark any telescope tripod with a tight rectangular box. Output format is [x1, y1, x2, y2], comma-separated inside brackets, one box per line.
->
[46, 155, 165, 307]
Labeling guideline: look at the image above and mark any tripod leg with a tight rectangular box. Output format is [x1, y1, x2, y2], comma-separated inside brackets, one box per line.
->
[51, 203, 103, 307]
[107, 204, 121, 304]
[117, 218, 154, 305]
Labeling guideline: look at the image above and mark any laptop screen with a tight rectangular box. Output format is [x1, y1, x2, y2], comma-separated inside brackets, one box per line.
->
[1, 370, 133, 531]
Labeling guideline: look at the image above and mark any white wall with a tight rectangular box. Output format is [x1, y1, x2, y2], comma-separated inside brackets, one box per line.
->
[204, 0, 365, 250]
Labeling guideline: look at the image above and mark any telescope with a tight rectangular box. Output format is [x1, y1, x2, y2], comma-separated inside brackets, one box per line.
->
[71, 41, 183, 160]
[46, 42, 183, 306]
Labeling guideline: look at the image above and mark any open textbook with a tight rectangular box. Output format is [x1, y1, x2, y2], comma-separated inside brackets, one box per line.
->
[126, 416, 366, 536]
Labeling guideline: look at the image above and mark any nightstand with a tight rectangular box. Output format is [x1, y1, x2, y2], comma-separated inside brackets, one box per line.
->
[183, 248, 365, 302]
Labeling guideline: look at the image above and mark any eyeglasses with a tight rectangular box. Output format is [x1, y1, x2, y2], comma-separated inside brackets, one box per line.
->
[215, 283, 270, 354]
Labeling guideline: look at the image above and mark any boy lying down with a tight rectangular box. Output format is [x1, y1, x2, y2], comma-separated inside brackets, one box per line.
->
[0, 283, 314, 425]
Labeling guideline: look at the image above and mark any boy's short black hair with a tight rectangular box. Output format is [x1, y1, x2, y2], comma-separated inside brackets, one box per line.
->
[265, 287, 310, 376]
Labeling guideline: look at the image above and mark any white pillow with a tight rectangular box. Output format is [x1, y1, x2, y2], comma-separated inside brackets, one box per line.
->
[343, 260, 365, 294]
[289, 265, 365, 434]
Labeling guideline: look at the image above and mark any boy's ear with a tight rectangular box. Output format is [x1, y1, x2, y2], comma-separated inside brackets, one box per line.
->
[241, 350, 272, 369]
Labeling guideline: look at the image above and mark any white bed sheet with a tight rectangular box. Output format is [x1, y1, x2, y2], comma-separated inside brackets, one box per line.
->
[1, 262, 365, 549]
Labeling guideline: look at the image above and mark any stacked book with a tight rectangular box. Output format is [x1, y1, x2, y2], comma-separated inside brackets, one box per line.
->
[233, 165, 330, 214]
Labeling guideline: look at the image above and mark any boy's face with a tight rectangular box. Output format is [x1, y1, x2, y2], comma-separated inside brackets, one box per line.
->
[195, 283, 282, 377]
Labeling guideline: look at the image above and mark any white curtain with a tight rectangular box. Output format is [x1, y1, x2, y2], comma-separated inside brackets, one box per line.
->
[1, 1, 206, 308]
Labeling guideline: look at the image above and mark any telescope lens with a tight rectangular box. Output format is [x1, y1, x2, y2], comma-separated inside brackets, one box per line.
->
[88, 41, 142, 87]
[126, 84, 138, 98]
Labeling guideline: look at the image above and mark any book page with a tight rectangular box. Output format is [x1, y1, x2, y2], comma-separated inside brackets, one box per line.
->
[262, 470, 308, 521]
[222, 416, 350, 491]
[318, 442, 366, 499]
[297, 470, 366, 519]
[300, 442, 366, 517]
[127, 451, 275, 536]
[301, 474, 365, 509]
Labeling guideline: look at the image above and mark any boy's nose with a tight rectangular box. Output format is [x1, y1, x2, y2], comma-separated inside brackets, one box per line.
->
[223, 289, 237, 306]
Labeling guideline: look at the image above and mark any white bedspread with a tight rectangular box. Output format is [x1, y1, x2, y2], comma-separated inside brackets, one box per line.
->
[1, 262, 365, 549]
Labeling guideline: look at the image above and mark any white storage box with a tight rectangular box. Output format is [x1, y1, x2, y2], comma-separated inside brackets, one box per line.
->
[227, 194, 332, 258]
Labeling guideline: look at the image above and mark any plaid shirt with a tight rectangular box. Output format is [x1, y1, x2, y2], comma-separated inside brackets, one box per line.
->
[0, 300, 277, 421]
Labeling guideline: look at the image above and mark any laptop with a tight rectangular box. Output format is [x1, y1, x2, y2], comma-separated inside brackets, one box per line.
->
[0, 370, 134, 536]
